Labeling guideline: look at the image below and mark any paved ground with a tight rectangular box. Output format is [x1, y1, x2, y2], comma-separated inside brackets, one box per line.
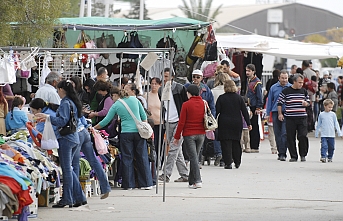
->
[32, 133, 343, 221]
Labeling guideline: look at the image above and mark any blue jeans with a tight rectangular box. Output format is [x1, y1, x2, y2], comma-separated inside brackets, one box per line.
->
[120, 132, 153, 189]
[184, 134, 205, 185]
[73, 129, 111, 194]
[321, 137, 335, 159]
[58, 137, 86, 205]
[272, 112, 288, 157]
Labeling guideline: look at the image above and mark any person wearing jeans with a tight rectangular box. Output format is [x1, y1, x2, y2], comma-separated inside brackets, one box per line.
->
[266, 70, 292, 161]
[72, 116, 111, 201]
[174, 85, 206, 189]
[95, 88, 153, 190]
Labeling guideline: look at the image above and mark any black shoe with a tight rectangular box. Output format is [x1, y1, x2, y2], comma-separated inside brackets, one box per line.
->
[52, 201, 72, 208]
[219, 161, 225, 167]
[235, 164, 240, 169]
[73, 201, 87, 207]
[279, 156, 286, 161]
[289, 158, 297, 162]
[300, 157, 306, 162]
[224, 165, 232, 169]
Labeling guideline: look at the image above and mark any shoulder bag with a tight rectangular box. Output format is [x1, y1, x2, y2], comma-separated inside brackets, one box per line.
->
[118, 99, 153, 139]
[59, 101, 77, 136]
[203, 100, 217, 131]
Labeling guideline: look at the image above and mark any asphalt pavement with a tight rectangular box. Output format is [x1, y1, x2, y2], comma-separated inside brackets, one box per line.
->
[33, 133, 343, 221]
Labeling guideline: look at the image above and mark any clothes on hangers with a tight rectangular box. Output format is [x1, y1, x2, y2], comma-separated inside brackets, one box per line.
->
[149, 59, 171, 78]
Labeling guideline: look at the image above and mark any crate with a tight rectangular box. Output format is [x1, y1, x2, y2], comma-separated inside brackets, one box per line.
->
[0, 216, 8, 220]
[90, 179, 100, 196]
[79, 178, 91, 198]
[38, 187, 49, 207]
[28, 187, 38, 218]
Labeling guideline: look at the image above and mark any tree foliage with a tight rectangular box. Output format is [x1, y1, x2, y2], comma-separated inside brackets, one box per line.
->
[0, 0, 70, 47]
[303, 34, 329, 44]
[178, 0, 222, 22]
[326, 27, 343, 43]
[121, 0, 150, 20]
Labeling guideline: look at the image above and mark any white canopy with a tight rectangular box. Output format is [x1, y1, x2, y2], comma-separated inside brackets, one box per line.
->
[216, 34, 343, 60]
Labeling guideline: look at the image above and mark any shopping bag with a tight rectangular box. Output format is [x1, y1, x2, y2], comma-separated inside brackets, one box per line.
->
[41, 116, 59, 150]
[258, 114, 264, 140]
[92, 128, 108, 155]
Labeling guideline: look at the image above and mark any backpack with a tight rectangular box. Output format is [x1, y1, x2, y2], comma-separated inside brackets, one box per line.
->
[156, 36, 177, 52]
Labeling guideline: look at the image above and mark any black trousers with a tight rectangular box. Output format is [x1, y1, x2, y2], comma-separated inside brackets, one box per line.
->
[249, 106, 260, 149]
[220, 139, 242, 166]
[286, 117, 309, 159]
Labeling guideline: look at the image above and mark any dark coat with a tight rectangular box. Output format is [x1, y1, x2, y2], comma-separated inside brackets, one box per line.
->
[216, 92, 251, 141]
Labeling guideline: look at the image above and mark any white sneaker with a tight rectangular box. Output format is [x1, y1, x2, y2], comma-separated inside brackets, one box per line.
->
[141, 186, 153, 190]
[195, 183, 202, 188]
[188, 184, 197, 189]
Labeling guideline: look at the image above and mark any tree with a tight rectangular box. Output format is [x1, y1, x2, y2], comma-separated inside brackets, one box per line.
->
[303, 34, 329, 44]
[178, 0, 222, 22]
[120, 0, 150, 20]
[0, 0, 70, 47]
[326, 27, 343, 43]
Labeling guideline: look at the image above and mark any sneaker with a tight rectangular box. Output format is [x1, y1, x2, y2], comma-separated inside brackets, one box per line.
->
[174, 177, 188, 182]
[279, 156, 286, 161]
[214, 154, 222, 166]
[250, 149, 259, 153]
[123, 188, 133, 190]
[100, 192, 110, 200]
[234, 164, 240, 169]
[158, 175, 170, 183]
[320, 158, 326, 163]
[300, 157, 306, 162]
[224, 165, 232, 169]
[188, 184, 197, 189]
[219, 161, 225, 167]
[328, 158, 333, 162]
[243, 149, 251, 153]
[289, 158, 297, 162]
[140, 186, 153, 190]
[195, 183, 202, 188]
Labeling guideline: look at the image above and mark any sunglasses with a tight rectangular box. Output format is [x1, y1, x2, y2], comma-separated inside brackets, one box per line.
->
[192, 75, 202, 79]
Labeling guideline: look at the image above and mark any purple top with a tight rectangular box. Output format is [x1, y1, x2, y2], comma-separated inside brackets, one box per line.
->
[97, 96, 114, 116]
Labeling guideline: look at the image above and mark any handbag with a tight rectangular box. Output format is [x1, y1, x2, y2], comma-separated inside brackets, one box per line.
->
[59, 101, 77, 136]
[203, 100, 217, 131]
[116, 35, 130, 59]
[128, 31, 143, 59]
[118, 99, 153, 139]
[112, 60, 137, 74]
[91, 128, 109, 155]
[41, 116, 59, 150]
[192, 42, 206, 58]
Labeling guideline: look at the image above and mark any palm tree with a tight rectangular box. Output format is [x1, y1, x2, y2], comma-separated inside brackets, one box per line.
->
[178, 0, 222, 22]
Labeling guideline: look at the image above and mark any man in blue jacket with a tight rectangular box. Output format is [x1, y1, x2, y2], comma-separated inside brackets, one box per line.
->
[266, 70, 292, 161]
[246, 64, 263, 153]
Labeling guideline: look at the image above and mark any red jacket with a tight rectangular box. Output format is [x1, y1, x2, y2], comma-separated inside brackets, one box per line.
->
[174, 96, 206, 139]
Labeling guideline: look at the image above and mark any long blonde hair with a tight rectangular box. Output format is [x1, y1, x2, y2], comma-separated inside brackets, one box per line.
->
[214, 72, 230, 87]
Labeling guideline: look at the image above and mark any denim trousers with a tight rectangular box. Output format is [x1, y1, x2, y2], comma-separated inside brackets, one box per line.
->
[183, 135, 204, 185]
[120, 132, 152, 189]
[58, 137, 86, 205]
[73, 129, 111, 194]
[321, 137, 335, 159]
[164, 122, 188, 178]
[272, 112, 288, 157]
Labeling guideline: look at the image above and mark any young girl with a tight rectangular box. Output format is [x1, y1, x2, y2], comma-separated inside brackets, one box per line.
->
[315, 99, 342, 163]
[0, 91, 8, 135]
[5, 96, 29, 133]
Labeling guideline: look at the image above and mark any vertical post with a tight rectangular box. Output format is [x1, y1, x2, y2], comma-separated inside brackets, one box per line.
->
[79, 0, 85, 17]
[87, 0, 92, 17]
[119, 53, 123, 87]
[139, 0, 144, 20]
[104, 0, 110, 17]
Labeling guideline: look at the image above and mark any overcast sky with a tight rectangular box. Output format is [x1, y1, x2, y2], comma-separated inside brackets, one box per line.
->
[140, 0, 343, 16]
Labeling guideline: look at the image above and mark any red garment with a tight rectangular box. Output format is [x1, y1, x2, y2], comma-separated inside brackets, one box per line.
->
[174, 96, 205, 139]
[0, 176, 33, 215]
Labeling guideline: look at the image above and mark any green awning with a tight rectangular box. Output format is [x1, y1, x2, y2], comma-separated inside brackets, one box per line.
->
[57, 17, 210, 31]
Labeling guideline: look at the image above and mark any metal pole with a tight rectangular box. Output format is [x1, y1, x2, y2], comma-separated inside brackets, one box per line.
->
[79, 0, 85, 17]
[87, 0, 91, 17]
[104, 0, 110, 18]
[139, 0, 144, 20]
[119, 53, 123, 87]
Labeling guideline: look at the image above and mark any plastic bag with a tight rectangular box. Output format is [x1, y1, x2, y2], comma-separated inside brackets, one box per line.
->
[92, 128, 108, 155]
[41, 116, 59, 150]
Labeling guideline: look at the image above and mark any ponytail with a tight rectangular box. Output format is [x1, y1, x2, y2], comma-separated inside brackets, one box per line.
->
[57, 80, 82, 118]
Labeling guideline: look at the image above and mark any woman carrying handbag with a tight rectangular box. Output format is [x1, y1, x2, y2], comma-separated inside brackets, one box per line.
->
[35, 80, 86, 208]
[94, 88, 153, 190]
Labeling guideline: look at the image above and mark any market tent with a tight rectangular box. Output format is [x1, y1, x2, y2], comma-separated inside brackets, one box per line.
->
[58, 17, 210, 31]
[216, 34, 343, 60]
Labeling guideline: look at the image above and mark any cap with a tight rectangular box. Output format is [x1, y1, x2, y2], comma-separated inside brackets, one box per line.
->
[192, 69, 203, 76]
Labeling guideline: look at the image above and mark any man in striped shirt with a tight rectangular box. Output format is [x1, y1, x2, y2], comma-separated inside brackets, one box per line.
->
[277, 74, 310, 162]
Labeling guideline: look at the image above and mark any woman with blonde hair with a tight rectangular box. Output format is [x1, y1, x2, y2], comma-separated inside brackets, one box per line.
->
[216, 80, 252, 169]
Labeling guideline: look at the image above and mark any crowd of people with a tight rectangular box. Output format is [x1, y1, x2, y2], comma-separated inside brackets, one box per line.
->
[0, 58, 341, 209]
